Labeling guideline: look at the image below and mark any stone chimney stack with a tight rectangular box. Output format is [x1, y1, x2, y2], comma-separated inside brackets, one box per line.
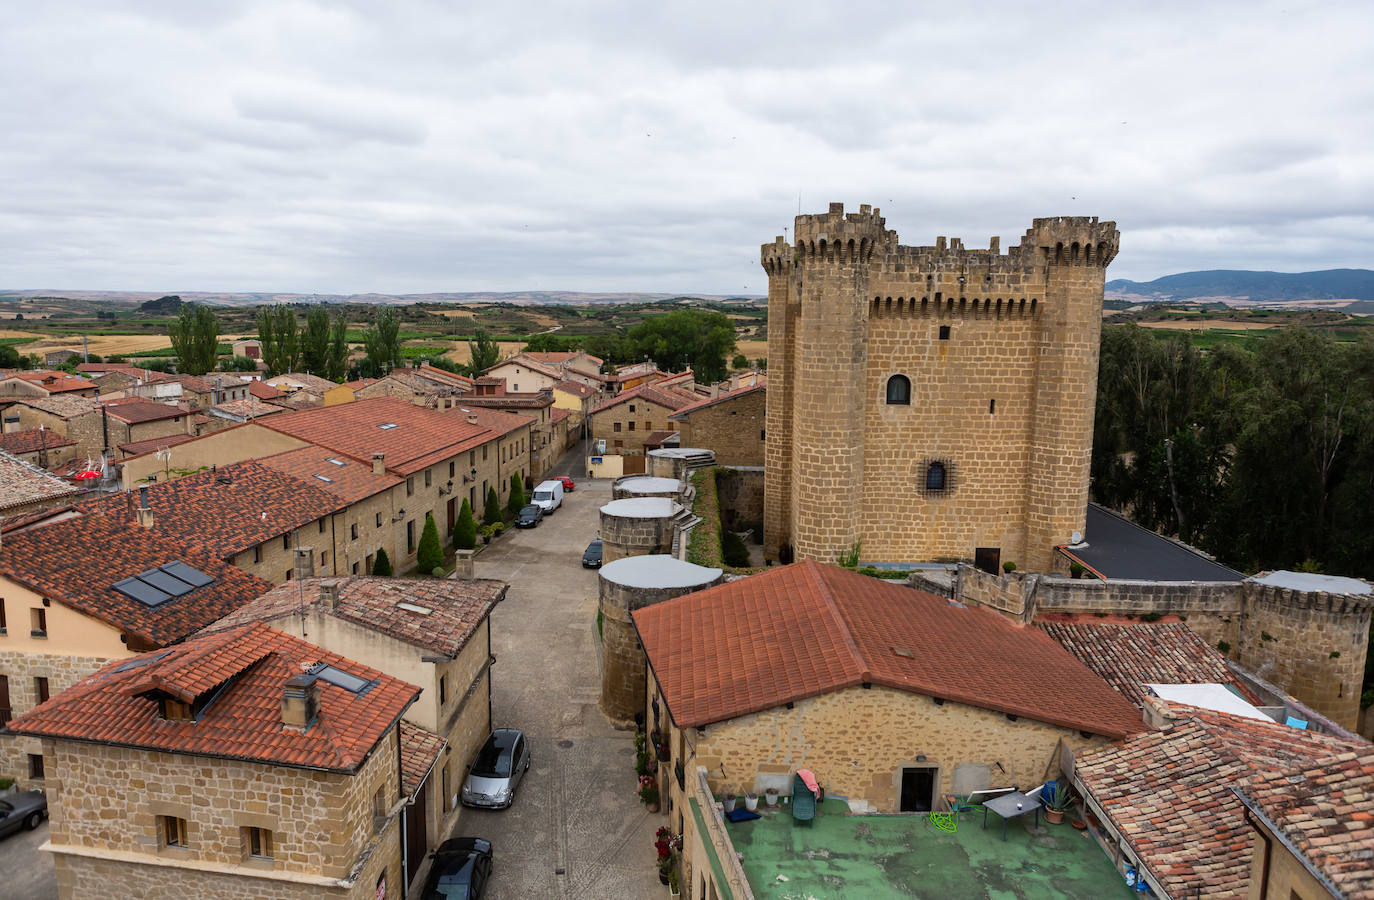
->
[372, 453, 385, 476]
[281, 674, 320, 731]
[320, 581, 341, 610]
[135, 486, 154, 529]
[293, 547, 315, 579]
[466, 413, 478, 425]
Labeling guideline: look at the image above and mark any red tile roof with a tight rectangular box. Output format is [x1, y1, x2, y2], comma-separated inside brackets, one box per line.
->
[101, 398, 190, 425]
[551, 408, 570, 425]
[592, 383, 698, 416]
[257, 446, 402, 504]
[1038, 621, 1243, 707]
[1, 371, 97, 394]
[204, 575, 505, 659]
[522, 351, 603, 366]
[0, 513, 272, 645]
[248, 380, 282, 400]
[1075, 707, 1367, 898]
[6, 395, 100, 419]
[81, 459, 345, 558]
[267, 372, 338, 394]
[1237, 749, 1374, 899]
[117, 432, 197, 457]
[669, 384, 765, 419]
[0, 428, 77, 454]
[416, 365, 473, 389]
[0, 449, 80, 512]
[634, 559, 1144, 736]
[7, 622, 420, 772]
[399, 721, 447, 801]
[554, 380, 597, 399]
[259, 397, 509, 476]
[210, 396, 289, 420]
[488, 355, 564, 381]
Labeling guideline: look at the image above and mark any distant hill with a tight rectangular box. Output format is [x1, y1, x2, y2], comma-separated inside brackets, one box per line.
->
[138, 294, 183, 313]
[0, 289, 765, 308]
[1107, 269, 1374, 303]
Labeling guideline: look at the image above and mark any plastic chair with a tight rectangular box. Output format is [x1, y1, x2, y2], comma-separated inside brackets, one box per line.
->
[791, 773, 816, 826]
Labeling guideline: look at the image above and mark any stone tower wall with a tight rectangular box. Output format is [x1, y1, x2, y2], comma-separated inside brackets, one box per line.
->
[600, 509, 678, 563]
[763, 204, 1118, 570]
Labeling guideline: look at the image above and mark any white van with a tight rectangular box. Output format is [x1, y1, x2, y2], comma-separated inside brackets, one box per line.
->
[531, 479, 563, 514]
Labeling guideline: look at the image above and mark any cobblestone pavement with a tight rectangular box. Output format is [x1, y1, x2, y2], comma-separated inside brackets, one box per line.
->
[455, 463, 666, 899]
[0, 819, 55, 900]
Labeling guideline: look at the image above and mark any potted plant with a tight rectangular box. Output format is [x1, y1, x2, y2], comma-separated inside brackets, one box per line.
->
[654, 827, 678, 885]
[765, 787, 779, 807]
[639, 775, 660, 813]
[668, 864, 680, 898]
[722, 790, 737, 811]
[744, 791, 758, 811]
[1043, 783, 1074, 825]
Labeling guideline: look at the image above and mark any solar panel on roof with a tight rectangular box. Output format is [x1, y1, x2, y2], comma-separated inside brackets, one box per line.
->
[113, 577, 172, 607]
[160, 561, 214, 589]
[138, 568, 198, 597]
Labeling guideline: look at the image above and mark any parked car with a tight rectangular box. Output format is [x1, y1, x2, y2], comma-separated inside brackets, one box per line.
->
[422, 837, 492, 899]
[461, 728, 531, 809]
[582, 539, 603, 568]
[0, 791, 47, 838]
[531, 479, 564, 514]
[556, 475, 576, 492]
[514, 504, 543, 528]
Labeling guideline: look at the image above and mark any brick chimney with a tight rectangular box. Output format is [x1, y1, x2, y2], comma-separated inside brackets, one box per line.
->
[281, 674, 320, 731]
[372, 452, 385, 475]
[135, 486, 154, 529]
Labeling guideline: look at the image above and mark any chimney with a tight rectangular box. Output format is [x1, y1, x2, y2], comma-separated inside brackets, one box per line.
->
[320, 581, 341, 610]
[466, 413, 478, 425]
[372, 453, 385, 476]
[135, 486, 154, 529]
[281, 674, 321, 731]
[293, 547, 315, 579]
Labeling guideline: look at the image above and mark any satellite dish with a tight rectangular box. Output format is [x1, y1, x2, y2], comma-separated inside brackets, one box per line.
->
[1070, 531, 1084, 544]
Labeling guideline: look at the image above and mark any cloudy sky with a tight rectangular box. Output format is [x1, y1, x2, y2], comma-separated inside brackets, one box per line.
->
[2, 1, 1370, 295]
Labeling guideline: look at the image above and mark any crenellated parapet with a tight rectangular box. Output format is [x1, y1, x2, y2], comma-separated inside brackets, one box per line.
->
[1017, 216, 1120, 268]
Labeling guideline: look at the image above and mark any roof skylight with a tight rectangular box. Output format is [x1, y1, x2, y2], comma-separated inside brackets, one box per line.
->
[313, 474, 334, 483]
[306, 662, 375, 694]
[396, 601, 433, 615]
[113, 562, 215, 607]
[378, 423, 399, 430]
[326, 457, 346, 466]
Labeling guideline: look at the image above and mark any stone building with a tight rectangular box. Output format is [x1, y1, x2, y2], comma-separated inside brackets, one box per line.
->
[0, 428, 78, 470]
[201, 575, 506, 890]
[0, 512, 271, 787]
[7, 622, 426, 899]
[762, 203, 1118, 571]
[589, 384, 697, 462]
[598, 497, 684, 564]
[1, 396, 193, 461]
[669, 384, 765, 467]
[0, 371, 99, 399]
[483, 355, 565, 394]
[0, 449, 80, 517]
[634, 560, 1143, 899]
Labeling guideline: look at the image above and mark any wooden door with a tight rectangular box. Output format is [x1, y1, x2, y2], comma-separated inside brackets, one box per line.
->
[405, 783, 428, 885]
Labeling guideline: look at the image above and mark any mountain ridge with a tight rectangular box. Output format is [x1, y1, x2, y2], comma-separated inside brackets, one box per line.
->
[1106, 268, 1374, 302]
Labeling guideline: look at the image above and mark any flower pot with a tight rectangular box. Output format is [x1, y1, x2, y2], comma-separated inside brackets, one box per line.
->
[765, 790, 779, 807]
[659, 870, 670, 886]
[1045, 809, 1064, 825]
[647, 799, 660, 814]
[723, 794, 736, 811]
[744, 793, 758, 811]
[1071, 818, 1088, 830]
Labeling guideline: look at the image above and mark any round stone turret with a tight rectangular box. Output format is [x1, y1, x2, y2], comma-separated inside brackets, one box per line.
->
[599, 497, 682, 563]
[646, 447, 714, 480]
[598, 555, 723, 724]
[612, 476, 683, 501]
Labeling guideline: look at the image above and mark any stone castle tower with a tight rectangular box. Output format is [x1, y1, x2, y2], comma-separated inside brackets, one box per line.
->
[762, 203, 1119, 572]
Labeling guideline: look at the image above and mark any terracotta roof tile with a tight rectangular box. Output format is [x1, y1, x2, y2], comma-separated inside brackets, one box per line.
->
[101, 398, 190, 425]
[117, 433, 197, 457]
[1238, 749, 1374, 899]
[257, 446, 402, 503]
[399, 721, 447, 801]
[634, 559, 1144, 737]
[203, 575, 505, 658]
[554, 380, 597, 399]
[488, 355, 564, 381]
[248, 380, 282, 400]
[1039, 621, 1242, 706]
[551, 408, 569, 425]
[81, 459, 344, 558]
[669, 384, 765, 419]
[1076, 707, 1367, 898]
[0, 371, 97, 394]
[0, 513, 272, 645]
[0, 449, 80, 512]
[0, 428, 77, 454]
[5, 395, 100, 418]
[259, 397, 509, 476]
[592, 384, 698, 416]
[7, 622, 420, 772]
[266, 372, 338, 394]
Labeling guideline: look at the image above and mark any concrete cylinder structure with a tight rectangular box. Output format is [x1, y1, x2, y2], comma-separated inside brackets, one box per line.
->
[599, 497, 682, 563]
[647, 448, 715, 480]
[612, 476, 683, 501]
[598, 555, 723, 724]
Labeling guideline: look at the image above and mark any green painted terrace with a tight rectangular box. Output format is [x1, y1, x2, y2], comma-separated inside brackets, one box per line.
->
[723, 798, 1136, 900]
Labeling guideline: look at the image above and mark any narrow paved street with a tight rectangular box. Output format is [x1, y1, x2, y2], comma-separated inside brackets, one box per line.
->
[457, 452, 665, 898]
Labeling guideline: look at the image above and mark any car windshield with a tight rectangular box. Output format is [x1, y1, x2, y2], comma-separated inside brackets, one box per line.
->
[587, 541, 601, 553]
[426, 859, 475, 900]
[470, 738, 513, 777]
[520, 505, 539, 517]
[533, 490, 551, 501]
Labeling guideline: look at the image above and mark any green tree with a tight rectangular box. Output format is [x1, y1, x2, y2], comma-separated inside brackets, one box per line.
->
[417, 512, 444, 574]
[466, 328, 501, 375]
[327, 313, 350, 382]
[522, 332, 579, 353]
[168, 303, 220, 375]
[256, 305, 299, 376]
[483, 485, 502, 525]
[371, 548, 393, 577]
[223, 354, 258, 372]
[301, 305, 333, 376]
[507, 472, 526, 514]
[731, 353, 749, 370]
[453, 498, 477, 550]
[362, 306, 402, 377]
[0, 345, 20, 369]
[625, 309, 736, 384]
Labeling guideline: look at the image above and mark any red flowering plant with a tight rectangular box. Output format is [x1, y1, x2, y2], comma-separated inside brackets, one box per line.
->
[639, 774, 660, 805]
[654, 826, 681, 876]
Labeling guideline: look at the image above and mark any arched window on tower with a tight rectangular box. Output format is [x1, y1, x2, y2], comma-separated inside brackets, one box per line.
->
[885, 374, 911, 406]
[925, 461, 947, 492]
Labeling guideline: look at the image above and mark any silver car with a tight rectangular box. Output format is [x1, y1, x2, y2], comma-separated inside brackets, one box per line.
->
[0, 790, 47, 838]
[460, 729, 530, 810]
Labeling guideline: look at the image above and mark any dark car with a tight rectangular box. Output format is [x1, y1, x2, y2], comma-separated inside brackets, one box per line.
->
[582, 539, 603, 568]
[556, 475, 576, 492]
[461, 729, 530, 809]
[422, 837, 492, 899]
[0, 791, 47, 838]
[514, 504, 542, 528]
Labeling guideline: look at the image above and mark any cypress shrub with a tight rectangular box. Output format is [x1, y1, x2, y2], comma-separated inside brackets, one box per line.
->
[507, 472, 526, 514]
[484, 486, 502, 525]
[417, 512, 443, 574]
[453, 498, 477, 550]
[372, 548, 393, 576]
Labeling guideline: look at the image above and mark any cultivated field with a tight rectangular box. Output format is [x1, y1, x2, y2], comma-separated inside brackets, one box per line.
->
[23, 333, 175, 357]
[1138, 319, 1280, 331]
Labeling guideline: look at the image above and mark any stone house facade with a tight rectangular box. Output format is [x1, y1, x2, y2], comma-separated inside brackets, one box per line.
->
[483, 356, 563, 394]
[762, 203, 1118, 570]
[0, 428, 79, 469]
[0, 371, 99, 399]
[669, 385, 765, 467]
[589, 385, 696, 458]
